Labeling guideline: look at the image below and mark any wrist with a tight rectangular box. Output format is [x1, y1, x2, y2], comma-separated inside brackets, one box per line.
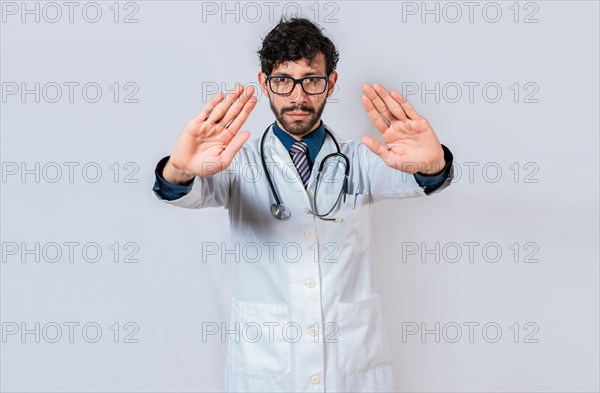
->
[416, 144, 453, 176]
[163, 159, 195, 185]
[419, 158, 446, 175]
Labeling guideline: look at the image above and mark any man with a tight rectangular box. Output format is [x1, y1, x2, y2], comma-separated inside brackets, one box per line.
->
[152, 17, 454, 393]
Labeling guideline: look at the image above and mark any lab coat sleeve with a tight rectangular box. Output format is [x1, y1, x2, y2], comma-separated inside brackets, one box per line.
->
[359, 142, 454, 201]
[151, 155, 236, 209]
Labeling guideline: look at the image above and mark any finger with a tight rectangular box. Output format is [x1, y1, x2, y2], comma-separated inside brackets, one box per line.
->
[373, 83, 408, 121]
[361, 135, 391, 164]
[222, 94, 258, 138]
[206, 84, 245, 125]
[361, 95, 390, 135]
[195, 91, 225, 122]
[362, 83, 395, 122]
[390, 90, 423, 120]
[220, 130, 251, 166]
[217, 85, 256, 132]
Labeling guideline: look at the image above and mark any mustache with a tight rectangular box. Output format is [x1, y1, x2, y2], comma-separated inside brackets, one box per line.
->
[281, 105, 314, 115]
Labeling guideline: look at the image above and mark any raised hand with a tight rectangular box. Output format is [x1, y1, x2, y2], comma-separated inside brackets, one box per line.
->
[163, 84, 257, 184]
[360, 83, 445, 175]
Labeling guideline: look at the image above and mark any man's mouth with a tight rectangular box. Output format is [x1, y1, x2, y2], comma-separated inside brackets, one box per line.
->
[286, 111, 310, 119]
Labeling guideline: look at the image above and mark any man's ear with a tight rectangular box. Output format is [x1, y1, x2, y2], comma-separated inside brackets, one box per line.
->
[327, 71, 338, 97]
[257, 72, 269, 96]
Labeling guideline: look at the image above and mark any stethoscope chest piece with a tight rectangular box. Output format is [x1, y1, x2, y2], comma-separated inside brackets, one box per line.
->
[270, 203, 291, 220]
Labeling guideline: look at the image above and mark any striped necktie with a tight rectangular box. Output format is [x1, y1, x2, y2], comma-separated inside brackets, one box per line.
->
[290, 140, 310, 188]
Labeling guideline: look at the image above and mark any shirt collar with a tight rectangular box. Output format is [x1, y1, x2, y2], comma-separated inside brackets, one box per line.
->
[272, 119, 326, 166]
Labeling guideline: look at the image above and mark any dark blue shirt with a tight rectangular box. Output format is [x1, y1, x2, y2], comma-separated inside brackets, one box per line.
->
[272, 120, 326, 169]
[153, 120, 453, 200]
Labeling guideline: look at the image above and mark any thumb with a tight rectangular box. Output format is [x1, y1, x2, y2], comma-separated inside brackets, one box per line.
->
[220, 130, 251, 166]
[361, 135, 390, 163]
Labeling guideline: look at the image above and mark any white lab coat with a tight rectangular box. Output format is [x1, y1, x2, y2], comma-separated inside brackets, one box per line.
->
[154, 124, 452, 392]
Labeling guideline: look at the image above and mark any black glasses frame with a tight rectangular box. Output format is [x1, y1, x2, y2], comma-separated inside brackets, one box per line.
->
[265, 73, 330, 95]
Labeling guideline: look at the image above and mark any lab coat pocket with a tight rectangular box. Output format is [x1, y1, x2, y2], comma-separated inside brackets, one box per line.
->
[320, 191, 368, 218]
[336, 294, 392, 374]
[230, 298, 291, 381]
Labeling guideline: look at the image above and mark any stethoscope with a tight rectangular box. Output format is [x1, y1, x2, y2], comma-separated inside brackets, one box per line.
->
[260, 123, 350, 221]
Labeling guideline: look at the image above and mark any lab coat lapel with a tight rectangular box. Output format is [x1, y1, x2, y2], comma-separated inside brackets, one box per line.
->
[309, 124, 340, 191]
[264, 126, 311, 211]
[263, 123, 342, 219]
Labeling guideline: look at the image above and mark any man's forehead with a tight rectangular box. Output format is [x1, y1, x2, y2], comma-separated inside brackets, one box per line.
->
[272, 53, 326, 74]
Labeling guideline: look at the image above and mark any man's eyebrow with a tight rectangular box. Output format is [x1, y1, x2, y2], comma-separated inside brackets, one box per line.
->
[272, 70, 323, 77]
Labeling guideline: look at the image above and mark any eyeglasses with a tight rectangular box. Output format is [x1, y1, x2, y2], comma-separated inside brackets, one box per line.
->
[265, 73, 330, 95]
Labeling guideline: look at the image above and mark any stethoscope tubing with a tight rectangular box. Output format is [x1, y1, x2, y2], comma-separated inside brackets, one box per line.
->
[260, 123, 350, 220]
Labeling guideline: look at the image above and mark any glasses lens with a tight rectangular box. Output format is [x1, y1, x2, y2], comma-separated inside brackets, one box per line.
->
[270, 77, 294, 94]
[314, 155, 347, 216]
[302, 78, 327, 94]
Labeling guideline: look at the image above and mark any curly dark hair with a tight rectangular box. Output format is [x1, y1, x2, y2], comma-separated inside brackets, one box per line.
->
[257, 17, 340, 76]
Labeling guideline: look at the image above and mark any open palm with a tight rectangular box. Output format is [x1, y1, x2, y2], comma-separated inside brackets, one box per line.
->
[360, 83, 445, 175]
[164, 84, 257, 183]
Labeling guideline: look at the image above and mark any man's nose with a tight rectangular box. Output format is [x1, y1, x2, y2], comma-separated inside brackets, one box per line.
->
[285, 82, 308, 103]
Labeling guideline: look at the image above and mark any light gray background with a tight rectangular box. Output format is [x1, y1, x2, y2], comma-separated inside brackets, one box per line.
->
[1, 1, 598, 392]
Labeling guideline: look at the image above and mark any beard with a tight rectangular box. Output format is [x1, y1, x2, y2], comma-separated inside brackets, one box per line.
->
[270, 98, 327, 137]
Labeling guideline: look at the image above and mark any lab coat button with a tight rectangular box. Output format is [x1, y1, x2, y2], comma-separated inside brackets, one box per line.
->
[310, 375, 321, 384]
[304, 230, 314, 239]
[306, 279, 317, 288]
